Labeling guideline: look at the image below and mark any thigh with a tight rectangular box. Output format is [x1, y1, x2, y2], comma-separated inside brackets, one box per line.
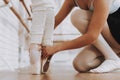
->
[73, 45, 104, 72]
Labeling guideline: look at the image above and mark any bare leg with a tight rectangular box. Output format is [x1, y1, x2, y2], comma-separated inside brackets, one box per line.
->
[73, 45, 104, 72]
[71, 9, 120, 73]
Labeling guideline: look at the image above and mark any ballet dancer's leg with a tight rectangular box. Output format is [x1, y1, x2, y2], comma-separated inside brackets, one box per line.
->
[71, 9, 120, 73]
[29, 4, 47, 74]
[73, 45, 104, 72]
[41, 7, 54, 73]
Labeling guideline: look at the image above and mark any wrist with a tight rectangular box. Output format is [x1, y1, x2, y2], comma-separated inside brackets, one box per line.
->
[53, 44, 61, 53]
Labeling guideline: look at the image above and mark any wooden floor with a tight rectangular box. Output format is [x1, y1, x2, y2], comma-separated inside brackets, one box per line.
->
[1, 62, 120, 80]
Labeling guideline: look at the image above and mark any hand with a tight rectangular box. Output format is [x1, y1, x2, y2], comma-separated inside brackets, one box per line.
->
[41, 46, 57, 59]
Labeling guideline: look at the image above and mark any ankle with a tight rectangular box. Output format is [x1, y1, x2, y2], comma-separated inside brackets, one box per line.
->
[30, 43, 42, 51]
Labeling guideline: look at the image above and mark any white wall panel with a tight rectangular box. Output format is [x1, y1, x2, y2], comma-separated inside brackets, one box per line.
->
[0, 0, 20, 70]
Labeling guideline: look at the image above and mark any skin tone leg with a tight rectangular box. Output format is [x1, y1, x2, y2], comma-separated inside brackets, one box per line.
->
[71, 10, 103, 72]
[70, 9, 120, 60]
[71, 9, 120, 73]
[73, 45, 104, 72]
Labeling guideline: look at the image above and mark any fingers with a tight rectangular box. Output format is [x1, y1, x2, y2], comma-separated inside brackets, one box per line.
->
[41, 45, 55, 59]
[41, 46, 49, 59]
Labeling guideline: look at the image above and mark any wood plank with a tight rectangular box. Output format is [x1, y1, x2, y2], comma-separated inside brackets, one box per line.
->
[0, 63, 120, 80]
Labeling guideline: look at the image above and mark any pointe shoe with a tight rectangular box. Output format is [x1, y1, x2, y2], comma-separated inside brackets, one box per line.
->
[43, 55, 53, 73]
[41, 55, 53, 74]
[40, 55, 47, 74]
[29, 46, 41, 75]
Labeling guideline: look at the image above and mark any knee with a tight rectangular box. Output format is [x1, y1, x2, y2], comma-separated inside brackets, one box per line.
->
[71, 9, 92, 25]
[70, 9, 81, 25]
[73, 60, 86, 72]
[73, 59, 92, 72]
[71, 9, 89, 24]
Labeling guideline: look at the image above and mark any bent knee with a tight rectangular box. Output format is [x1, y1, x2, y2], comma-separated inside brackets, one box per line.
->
[73, 59, 92, 72]
[70, 9, 81, 25]
[70, 9, 92, 25]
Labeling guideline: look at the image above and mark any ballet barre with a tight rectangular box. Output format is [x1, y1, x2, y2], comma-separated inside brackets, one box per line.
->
[3, 0, 30, 33]
[19, 0, 32, 21]
[19, 0, 31, 18]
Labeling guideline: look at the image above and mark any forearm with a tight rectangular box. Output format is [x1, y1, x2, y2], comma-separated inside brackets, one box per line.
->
[55, 34, 95, 52]
[54, 10, 73, 29]
[54, 0, 75, 29]
[54, 11, 70, 28]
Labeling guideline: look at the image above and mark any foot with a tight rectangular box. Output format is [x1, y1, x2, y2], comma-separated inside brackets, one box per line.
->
[29, 44, 41, 75]
[90, 59, 120, 73]
[40, 46, 57, 73]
